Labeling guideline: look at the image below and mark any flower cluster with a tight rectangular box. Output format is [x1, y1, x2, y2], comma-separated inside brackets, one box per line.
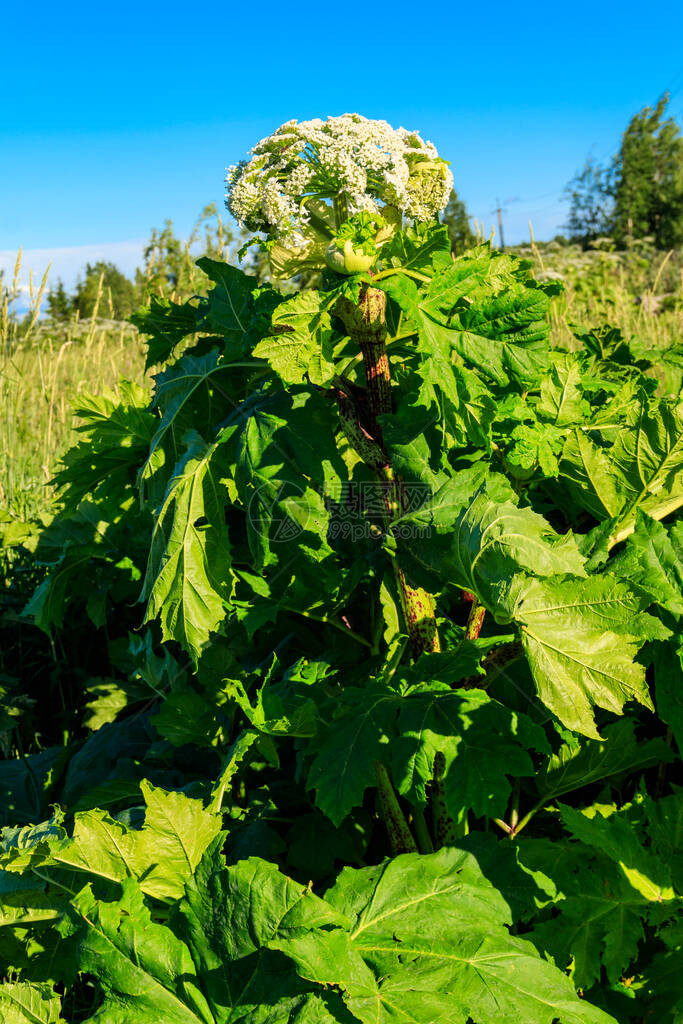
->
[225, 114, 453, 242]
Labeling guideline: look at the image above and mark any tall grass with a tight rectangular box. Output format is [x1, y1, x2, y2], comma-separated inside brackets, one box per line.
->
[2, 237, 681, 523]
[1, 253, 145, 518]
[525, 233, 683, 358]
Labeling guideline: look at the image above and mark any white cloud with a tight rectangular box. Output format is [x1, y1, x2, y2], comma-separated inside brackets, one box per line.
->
[0, 240, 146, 292]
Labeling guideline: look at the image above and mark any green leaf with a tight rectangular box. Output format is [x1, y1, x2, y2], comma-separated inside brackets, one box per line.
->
[54, 380, 155, 510]
[522, 792, 683, 990]
[454, 831, 555, 922]
[307, 685, 398, 826]
[221, 387, 344, 573]
[528, 854, 651, 990]
[506, 573, 663, 737]
[228, 675, 318, 738]
[536, 354, 585, 426]
[652, 640, 683, 755]
[131, 294, 204, 369]
[277, 848, 616, 1024]
[636, 946, 683, 1022]
[0, 982, 65, 1023]
[127, 782, 223, 901]
[505, 420, 566, 479]
[142, 431, 232, 660]
[151, 682, 226, 748]
[209, 731, 258, 812]
[611, 512, 683, 615]
[183, 850, 349, 962]
[419, 352, 496, 449]
[140, 347, 238, 488]
[2, 783, 222, 904]
[64, 880, 216, 1024]
[83, 678, 130, 730]
[536, 718, 675, 802]
[59, 717, 153, 808]
[644, 789, 683, 893]
[392, 684, 548, 820]
[177, 844, 349, 1023]
[379, 570, 403, 660]
[197, 258, 280, 350]
[379, 387, 451, 489]
[399, 484, 586, 613]
[0, 748, 67, 828]
[253, 291, 336, 386]
[24, 497, 145, 634]
[561, 396, 683, 546]
[416, 247, 553, 389]
[609, 397, 683, 533]
[558, 803, 676, 902]
[560, 430, 626, 519]
[381, 221, 452, 276]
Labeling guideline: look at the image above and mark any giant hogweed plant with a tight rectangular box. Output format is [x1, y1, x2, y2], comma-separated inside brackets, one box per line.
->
[1, 115, 683, 1022]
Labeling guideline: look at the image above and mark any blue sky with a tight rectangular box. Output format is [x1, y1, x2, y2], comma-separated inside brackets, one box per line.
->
[3, 0, 683, 288]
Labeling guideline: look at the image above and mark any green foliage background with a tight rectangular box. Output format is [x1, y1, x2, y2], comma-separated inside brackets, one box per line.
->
[1, 200, 683, 1020]
[566, 93, 683, 249]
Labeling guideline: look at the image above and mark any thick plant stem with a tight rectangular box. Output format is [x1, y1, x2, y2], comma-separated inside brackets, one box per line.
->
[465, 598, 486, 639]
[374, 761, 417, 854]
[337, 285, 391, 436]
[359, 340, 391, 433]
[412, 809, 434, 854]
[394, 564, 441, 656]
[431, 751, 466, 847]
[335, 284, 440, 656]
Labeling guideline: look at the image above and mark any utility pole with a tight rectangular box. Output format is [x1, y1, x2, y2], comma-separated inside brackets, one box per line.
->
[489, 197, 518, 250]
[495, 198, 506, 251]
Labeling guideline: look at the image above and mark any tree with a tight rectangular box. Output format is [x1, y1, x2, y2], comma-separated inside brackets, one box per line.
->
[613, 93, 683, 248]
[72, 261, 136, 320]
[136, 203, 235, 301]
[46, 279, 73, 321]
[442, 188, 475, 254]
[564, 156, 614, 246]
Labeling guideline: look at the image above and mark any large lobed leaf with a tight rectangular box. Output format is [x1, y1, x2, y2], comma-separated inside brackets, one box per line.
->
[414, 247, 554, 389]
[505, 573, 666, 737]
[253, 291, 336, 387]
[402, 483, 586, 613]
[1, 782, 222, 904]
[0, 982, 65, 1024]
[392, 682, 549, 820]
[520, 790, 683, 992]
[535, 718, 675, 803]
[142, 431, 233, 660]
[42, 841, 616, 1024]
[54, 379, 156, 510]
[560, 394, 683, 547]
[395, 478, 663, 734]
[275, 847, 615, 1024]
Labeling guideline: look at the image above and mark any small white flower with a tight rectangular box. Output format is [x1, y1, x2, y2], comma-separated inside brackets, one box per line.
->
[225, 113, 452, 242]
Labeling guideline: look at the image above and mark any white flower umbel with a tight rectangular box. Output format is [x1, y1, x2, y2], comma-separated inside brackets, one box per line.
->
[225, 114, 453, 242]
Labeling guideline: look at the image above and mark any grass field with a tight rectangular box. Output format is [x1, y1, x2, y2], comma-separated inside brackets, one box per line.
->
[1, 255, 146, 518]
[1, 239, 681, 522]
[1, 231, 682, 1024]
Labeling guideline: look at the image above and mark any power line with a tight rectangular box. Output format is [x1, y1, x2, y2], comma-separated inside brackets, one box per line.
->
[514, 187, 566, 205]
[662, 62, 683, 103]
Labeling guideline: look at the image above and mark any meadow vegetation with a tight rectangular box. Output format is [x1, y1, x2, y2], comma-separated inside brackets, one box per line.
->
[1, 108, 682, 1023]
[3, 234, 681, 520]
